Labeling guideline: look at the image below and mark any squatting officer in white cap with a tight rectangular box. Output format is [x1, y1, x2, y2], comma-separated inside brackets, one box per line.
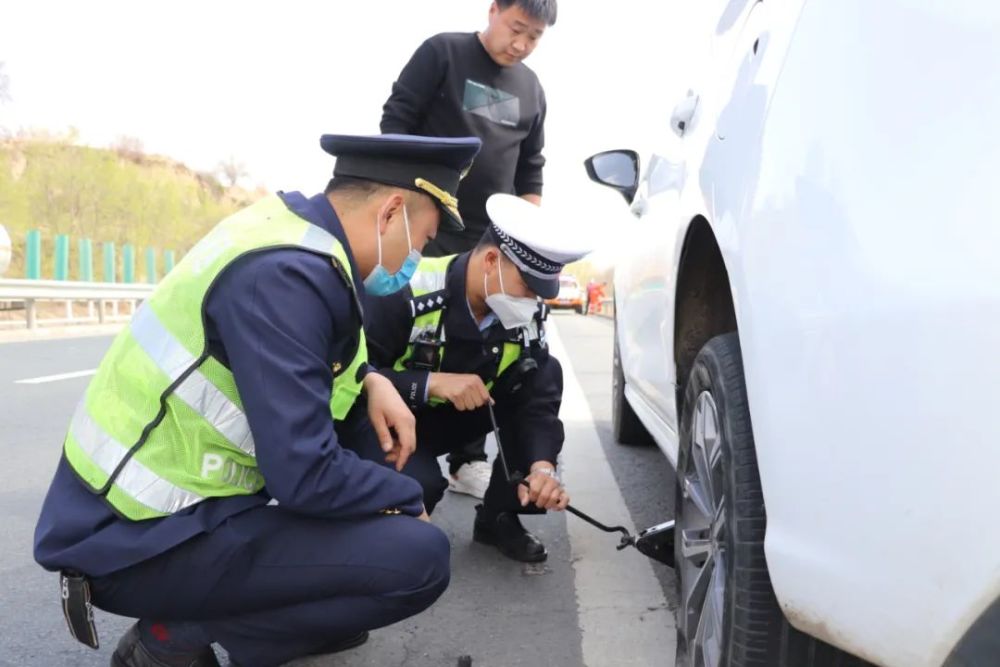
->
[362, 194, 591, 563]
[33, 133, 481, 667]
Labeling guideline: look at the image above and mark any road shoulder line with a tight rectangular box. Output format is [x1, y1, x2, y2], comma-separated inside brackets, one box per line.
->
[546, 319, 676, 667]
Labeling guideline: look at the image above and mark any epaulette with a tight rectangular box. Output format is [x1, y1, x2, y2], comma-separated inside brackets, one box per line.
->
[408, 289, 449, 318]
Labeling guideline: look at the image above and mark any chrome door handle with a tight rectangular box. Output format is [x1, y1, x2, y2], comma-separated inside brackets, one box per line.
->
[630, 196, 648, 217]
[671, 91, 700, 138]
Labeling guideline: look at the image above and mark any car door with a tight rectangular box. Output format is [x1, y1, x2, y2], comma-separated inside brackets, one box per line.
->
[617, 0, 763, 445]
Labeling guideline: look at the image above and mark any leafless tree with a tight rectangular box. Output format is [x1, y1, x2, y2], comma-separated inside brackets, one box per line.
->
[112, 135, 145, 161]
[216, 155, 248, 188]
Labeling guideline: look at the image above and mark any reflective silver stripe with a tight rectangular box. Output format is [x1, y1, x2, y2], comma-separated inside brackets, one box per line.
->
[300, 224, 338, 255]
[500, 245, 553, 280]
[409, 269, 447, 296]
[130, 305, 255, 456]
[69, 399, 203, 514]
[130, 304, 193, 382]
[173, 372, 255, 456]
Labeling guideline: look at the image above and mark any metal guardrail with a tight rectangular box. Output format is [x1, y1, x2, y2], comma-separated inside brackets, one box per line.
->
[0, 280, 612, 330]
[0, 279, 154, 330]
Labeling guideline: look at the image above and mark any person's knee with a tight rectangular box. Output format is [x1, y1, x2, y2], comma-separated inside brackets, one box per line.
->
[421, 475, 448, 515]
[396, 520, 451, 612]
[400, 453, 448, 515]
[423, 524, 451, 600]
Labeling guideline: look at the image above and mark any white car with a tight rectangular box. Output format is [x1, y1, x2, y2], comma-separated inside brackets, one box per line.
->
[585, 2, 1000, 666]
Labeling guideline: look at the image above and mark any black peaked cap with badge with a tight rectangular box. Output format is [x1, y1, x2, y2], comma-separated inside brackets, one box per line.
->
[321, 134, 482, 231]
[484, 194, 594, 300]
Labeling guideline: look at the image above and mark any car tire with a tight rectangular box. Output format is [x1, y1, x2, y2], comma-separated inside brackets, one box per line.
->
[674, 333, 872, 667]
[612, 320, 653, 445]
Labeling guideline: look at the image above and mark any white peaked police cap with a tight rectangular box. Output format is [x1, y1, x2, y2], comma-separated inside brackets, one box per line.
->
[483, 194, 594, 299]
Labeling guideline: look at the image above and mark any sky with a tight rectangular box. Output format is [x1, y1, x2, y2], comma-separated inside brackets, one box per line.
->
[0, 0, 692, 266]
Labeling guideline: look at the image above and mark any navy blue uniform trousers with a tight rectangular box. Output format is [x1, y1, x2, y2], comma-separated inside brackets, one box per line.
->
[349, 402, 545, 517]
[88, 507, 449, 667]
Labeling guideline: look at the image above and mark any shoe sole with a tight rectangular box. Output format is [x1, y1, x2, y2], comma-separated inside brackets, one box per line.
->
[112, 648, 221, 667]
[321, 630, 370, 655]
[473, 527, 548, 563]
[447, 479, 486, 499]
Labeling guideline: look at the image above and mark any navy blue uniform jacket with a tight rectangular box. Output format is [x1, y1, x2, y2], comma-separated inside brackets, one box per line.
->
[34, 192, 424, 577]
[364, 253, 564, 465]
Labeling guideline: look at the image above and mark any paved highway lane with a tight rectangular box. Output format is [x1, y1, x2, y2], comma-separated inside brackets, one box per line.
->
[0, 315, 678, 667]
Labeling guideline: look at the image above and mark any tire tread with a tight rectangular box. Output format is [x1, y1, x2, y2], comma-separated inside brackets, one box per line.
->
[676, 333, 875, 667]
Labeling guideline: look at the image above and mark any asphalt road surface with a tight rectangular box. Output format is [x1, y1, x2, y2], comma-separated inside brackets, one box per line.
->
[0, 313, 678, 667]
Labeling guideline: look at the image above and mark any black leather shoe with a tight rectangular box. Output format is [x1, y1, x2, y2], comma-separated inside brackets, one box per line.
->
[473, 505, 548, 563]
[111, 623, 220, 667]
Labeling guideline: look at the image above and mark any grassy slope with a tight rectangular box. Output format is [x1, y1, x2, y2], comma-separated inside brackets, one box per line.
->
[0, 139, 259, 279]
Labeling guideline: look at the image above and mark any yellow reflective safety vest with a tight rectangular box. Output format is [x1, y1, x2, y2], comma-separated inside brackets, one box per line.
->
[393, 255, 525, 406]
[63, 195, 367, 520]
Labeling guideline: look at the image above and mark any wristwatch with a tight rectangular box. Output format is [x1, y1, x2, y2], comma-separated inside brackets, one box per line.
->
[532, 467, 561, 484]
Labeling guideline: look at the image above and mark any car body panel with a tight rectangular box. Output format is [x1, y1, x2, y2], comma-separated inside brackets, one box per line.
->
[609, 0, 1000, 664]
[614, 0, 764, 436]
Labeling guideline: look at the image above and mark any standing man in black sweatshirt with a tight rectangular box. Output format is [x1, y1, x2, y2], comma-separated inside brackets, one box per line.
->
[381, 0, 557, 501]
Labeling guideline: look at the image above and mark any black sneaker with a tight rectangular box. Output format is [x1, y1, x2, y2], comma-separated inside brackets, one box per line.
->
[473, 504, 548, 563]
[111, 623, 220, 667]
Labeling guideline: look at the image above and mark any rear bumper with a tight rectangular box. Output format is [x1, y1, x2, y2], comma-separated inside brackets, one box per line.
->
[544, 298, 584, 309]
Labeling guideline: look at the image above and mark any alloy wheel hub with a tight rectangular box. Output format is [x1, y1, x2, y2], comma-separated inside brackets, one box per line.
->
[679, 391, 727, 667]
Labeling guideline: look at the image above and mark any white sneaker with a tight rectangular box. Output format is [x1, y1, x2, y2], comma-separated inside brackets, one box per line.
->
[448, 460, 492, 499]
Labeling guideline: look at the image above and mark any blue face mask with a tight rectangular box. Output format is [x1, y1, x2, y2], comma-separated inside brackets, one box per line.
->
[364, 205, 422, 296]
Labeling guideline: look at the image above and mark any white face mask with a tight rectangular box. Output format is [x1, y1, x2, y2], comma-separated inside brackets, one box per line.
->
[484, 260, 538, 330]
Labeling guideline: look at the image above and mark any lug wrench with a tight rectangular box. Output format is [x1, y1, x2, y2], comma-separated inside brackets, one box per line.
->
[486, 400, 675, 566]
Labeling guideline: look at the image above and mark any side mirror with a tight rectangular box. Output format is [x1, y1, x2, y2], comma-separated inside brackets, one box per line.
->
[584, 150, 641, 204]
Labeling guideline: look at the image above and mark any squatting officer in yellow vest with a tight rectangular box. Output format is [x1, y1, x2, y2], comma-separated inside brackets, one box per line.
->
[362, 194, 592, 563]
[33, 133, 481, 667]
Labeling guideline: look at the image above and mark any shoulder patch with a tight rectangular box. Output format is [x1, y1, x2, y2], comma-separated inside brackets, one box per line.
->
[409, 289, 448, 318]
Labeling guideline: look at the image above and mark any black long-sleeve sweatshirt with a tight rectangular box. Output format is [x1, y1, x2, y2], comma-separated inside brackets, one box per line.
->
[381, 32, 547, 253]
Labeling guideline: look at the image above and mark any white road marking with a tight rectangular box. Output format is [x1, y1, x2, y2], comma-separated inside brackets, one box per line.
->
[15, 369, 97, 385]
[546, 320, 677, 667]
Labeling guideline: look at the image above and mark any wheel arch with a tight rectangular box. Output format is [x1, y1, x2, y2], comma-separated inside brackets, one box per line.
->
[673, 216, 738, 417]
